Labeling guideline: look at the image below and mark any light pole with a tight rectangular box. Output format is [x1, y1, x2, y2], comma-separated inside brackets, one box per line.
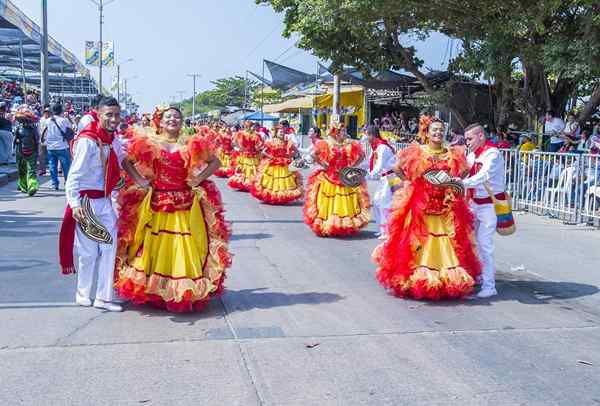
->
[40, 0, 49, 106]
[176, 90, 186, 106]
[116, 58, 134, 105]
[187, 73, 201, 118]
[89, 0, 116, 93]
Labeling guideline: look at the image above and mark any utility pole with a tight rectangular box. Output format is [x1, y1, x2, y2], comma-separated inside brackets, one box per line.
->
[187, 73, 201, 118]
[40, 0, 49, 106]
[116, 64, 120, 103]
[260, 59, 265, 120]
[176, 90, 186, 106]
[89, 0, 116, 93]
[116, 58, 134, 105]
[332, 73, 341, 125]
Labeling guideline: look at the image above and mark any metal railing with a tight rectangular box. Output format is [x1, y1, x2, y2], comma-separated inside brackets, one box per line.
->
[377, 141, 600, 228]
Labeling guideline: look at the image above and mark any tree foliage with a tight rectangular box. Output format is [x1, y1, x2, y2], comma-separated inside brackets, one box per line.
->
[179, 76, 258, 116]
[258, 0, 600, 128]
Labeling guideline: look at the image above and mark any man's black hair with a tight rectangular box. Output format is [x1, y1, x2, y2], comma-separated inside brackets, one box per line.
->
[51, 103, 63, 115]
[91, 94, 104, 108]
[97, 96, 120, 109]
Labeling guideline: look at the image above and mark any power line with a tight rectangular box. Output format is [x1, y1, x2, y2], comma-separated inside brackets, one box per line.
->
[242, 24, 280, 62]
[274, 44, 295, 62]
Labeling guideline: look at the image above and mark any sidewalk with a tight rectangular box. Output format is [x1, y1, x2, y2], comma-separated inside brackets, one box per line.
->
[0, 163, 17, 187]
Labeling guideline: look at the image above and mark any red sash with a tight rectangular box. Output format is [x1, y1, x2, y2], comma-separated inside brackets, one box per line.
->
[60, 122, 120, 275]
[467, 141, 497, 199]
[59, 190, 106, 274]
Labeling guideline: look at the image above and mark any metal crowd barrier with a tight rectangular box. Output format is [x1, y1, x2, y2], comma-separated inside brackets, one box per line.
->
[376, 141, 600, 228]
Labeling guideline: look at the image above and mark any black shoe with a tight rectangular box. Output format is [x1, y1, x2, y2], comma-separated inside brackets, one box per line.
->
[53, 184, 59, 191]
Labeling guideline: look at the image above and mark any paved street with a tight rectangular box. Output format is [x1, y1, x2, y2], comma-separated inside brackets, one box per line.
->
[1, 175, 600, 406]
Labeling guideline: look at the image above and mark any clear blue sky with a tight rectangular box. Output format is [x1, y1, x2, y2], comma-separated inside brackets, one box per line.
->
[13, 0, 453, 112]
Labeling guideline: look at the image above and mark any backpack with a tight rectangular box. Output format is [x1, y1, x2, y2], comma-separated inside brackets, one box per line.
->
[14, 123, 38, 157]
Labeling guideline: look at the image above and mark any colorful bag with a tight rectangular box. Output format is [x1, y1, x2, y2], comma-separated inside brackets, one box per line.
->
[484, 183, 516, 236]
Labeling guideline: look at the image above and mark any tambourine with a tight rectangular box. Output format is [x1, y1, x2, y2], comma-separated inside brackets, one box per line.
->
[423, 169, 465, 194]
[78, 195, 113, 244]
[340, 167, 368, 187]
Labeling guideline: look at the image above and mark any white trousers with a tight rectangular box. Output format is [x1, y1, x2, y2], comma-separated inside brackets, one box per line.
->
[74, 197, 117, 302]
[372, 178, 393, 234]
[470, 202, 497, 290]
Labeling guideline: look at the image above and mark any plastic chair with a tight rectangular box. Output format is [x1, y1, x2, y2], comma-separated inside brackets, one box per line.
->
[543, 166, 577, 215]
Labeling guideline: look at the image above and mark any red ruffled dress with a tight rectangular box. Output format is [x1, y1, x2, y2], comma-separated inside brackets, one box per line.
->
[115, 132, 231, 312]
[303, 138, 371, 237]
[250, 138, 303, 204]
[214, 131, 236, 178]
[373, 144, 481, 300]
[228, 130, 264, 191]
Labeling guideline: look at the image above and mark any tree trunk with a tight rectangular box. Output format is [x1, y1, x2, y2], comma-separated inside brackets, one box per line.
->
[578, 84, 600, 126]
[396, 45, 468, 128]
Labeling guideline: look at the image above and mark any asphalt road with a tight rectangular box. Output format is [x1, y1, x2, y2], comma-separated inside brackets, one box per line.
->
[1, 174, 599, 406]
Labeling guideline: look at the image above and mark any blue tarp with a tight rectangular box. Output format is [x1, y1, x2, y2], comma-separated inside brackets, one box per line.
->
[241, 111, 279, 122]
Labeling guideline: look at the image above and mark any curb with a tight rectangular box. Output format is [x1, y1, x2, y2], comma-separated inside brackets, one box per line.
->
[0, 166, 18, 187]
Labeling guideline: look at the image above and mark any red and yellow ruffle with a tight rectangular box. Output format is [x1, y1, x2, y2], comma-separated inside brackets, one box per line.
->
[228, 154, 260, 191]
[250, 160, 303, 204]
[303, 170, 370, 237]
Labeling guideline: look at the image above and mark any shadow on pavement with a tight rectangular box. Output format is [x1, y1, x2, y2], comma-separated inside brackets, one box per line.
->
[123, 299, 225, 325]
[333, 230, 379, 241]
[423, 279, 600, 307]
[0, 258, 53, 272]
[221, 287, 344, 313]
[230, 232, 273, 241]
[0, 210, 61, 238]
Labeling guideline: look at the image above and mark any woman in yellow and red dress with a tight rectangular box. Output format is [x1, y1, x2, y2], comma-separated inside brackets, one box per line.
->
[115, 105, 231, 312]
[304, 125, 371, 237]
[228, 122, 264, 191]
[251, 127, 303, 204]
[373, 118, 480, 300]
[214, 127, 236, 178]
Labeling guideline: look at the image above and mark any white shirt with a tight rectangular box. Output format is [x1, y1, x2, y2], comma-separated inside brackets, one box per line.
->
[65, 137, 125, 208]
[545, 117, 566, 144]
[369, 144, 396, 179]
[464, 147, 506, 199]
[563, 121, 580, 138]
[43, 115, 71, 150]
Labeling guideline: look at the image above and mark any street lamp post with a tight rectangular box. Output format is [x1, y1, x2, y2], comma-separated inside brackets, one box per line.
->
[89, 0, 116, 93]
[40, 0, 49, 106]
[187, 73, 201, 119]
[116, 58, 134, 105]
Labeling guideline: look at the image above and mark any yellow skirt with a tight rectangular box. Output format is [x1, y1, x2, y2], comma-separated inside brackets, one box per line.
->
[116, 191, 226, 310]
[215, 150, 234, 177]
[304, 171, 370, 236]
[228, 155, 260, 191]
[390, 214, 475, 300]
[251, 163, 303, 204]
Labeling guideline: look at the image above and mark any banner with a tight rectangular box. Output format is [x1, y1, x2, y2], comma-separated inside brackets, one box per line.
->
[85, 41, 100, 66]
[85, 41, 114, 67]
[102, 41, 114, 67]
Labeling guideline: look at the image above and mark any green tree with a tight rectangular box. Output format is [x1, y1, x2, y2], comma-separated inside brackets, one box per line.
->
[258, 0, 600, 129]
[179, 76, 258, 116]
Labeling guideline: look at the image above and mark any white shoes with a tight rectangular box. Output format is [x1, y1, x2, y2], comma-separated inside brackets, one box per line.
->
[75, 294, 92, 307]
[93, 299, 123, 312]
[476, 287, 498, 299]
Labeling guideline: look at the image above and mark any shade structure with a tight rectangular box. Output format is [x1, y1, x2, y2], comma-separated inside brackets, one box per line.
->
[263, 95, 314, 113]
[241, 111, 279, 122]
[0, 0, 98, 97]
